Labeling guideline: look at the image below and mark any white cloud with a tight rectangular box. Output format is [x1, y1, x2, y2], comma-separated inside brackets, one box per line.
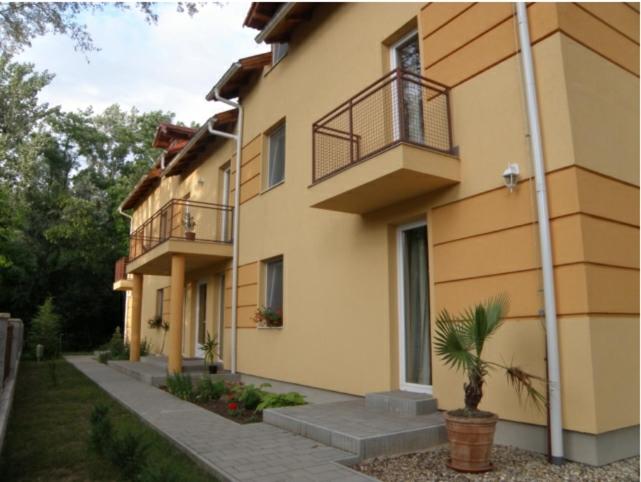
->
[16, 2, 266, 125]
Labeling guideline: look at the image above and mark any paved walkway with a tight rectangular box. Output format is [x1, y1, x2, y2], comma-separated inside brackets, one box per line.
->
[66, 356, 375, 482]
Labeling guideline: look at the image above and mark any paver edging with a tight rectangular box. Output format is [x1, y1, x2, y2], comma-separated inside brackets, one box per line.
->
[65, 356, 377, 482]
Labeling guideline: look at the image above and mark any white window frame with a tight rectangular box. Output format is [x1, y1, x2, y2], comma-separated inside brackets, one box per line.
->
[397, 220, 432, 394]
[266, 123, 286, 189]
[272, 42, 289, 65]
[263, 256, 284, 315]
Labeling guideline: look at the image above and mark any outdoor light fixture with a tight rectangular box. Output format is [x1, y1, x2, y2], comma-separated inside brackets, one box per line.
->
[502, 163, 520, 192]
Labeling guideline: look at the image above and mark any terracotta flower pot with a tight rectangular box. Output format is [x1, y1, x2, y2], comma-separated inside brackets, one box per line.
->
[444, 411, 498, 473]
[185, 232, 196, 241]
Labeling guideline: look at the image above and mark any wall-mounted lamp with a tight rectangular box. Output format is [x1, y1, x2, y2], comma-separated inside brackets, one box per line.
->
[502, 163, 520, 192]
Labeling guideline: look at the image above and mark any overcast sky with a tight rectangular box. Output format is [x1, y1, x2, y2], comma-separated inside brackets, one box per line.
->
[16, 2, 266, 126]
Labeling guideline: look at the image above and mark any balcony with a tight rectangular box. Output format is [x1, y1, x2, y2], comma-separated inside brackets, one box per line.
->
[127, 199, 233, 276]
[113, 256, 133, 291]
[310, 69, 460, 214]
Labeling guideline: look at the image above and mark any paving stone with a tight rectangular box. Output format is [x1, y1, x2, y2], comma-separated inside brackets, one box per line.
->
[66, 356, 372, 482]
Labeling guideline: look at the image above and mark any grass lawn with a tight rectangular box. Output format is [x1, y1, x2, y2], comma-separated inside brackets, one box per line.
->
[0, 358, 217, 481]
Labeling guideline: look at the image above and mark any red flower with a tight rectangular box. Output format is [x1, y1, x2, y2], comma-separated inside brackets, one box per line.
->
[227, 402, 238, 411]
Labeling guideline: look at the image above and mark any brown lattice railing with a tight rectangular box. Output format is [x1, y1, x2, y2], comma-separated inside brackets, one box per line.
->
[128, 199, 233, 261]
[312, 69, 452, 183]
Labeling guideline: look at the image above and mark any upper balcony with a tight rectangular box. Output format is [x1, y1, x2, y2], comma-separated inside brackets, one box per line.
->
[309, 69, 460, 214]
[127, 199, 233, 276]
[113, 256, 133, 291]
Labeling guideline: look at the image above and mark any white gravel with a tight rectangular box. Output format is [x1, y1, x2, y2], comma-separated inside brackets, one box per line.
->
[354, 445, 639, 481]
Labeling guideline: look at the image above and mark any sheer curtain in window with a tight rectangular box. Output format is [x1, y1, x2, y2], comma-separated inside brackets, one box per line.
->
[266, 259, 283, 312]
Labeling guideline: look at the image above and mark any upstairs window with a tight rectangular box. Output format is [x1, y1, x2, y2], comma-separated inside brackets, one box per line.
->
[267, 123, 286, 188]
[272, 42, 289, 65]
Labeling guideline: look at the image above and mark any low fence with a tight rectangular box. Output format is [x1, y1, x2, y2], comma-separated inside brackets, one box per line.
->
[0, 312, 24, 454]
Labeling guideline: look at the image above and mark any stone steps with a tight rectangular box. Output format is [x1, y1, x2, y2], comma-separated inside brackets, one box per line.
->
[108, 359, 238, 387]
[264, 394, 446, 460]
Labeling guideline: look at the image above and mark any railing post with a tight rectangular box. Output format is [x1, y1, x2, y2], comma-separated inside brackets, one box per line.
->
[445, 89, 453, 153]
[312, 124, 316, 183]
[348, 100, 354, 164]
[397, 68, 405, 142]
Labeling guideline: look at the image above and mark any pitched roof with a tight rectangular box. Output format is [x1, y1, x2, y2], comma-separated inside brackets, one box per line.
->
[120, 167, 162, 211]
[153, 123, 197, 149]
[205, 52, 272, 101]
[244, 3, 317, 43]
[163, 108, 239, 177]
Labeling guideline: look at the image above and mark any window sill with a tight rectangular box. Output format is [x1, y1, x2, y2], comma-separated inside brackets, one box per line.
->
[256, 325, 283, 330]
[261, 180, 285, 195]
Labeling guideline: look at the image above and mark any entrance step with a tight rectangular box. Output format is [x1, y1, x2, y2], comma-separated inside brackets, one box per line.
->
[141, 355, 221, 373]
[108, 360, 239, 387]
[263, 399, 446, 460]
[365, 390, 437, 416]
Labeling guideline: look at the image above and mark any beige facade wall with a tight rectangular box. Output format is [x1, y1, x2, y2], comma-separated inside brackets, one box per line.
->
[123, 3, 638, 437]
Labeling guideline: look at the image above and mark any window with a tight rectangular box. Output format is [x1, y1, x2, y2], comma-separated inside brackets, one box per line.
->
[264, 257, 283, 315]
[272, 42, 289, 65]
[267, 123, 286, 188]
[155, 289, 164, 318]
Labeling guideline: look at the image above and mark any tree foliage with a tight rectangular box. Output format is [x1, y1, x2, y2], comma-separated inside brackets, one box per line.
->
[0, 2, 200, 56]
[0, 54, 178, 349]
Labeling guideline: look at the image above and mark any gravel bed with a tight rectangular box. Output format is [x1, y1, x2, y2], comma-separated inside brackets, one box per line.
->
[354, 445, 639, 481]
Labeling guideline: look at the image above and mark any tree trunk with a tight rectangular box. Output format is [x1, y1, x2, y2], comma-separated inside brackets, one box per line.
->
[464, 371, 484, 412]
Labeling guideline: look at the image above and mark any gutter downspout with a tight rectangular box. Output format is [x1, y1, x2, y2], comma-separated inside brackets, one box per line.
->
[515, 2, 564, 464]
[207, 94, 243, 375]
[117, 206, 133, 341]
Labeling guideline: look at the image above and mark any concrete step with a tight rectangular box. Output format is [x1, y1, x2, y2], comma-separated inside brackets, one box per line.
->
[365, 390, 438, 416]
[108, 360, 239, 387]
[264, 400, 446, 460]
[141, 355, 220, 373]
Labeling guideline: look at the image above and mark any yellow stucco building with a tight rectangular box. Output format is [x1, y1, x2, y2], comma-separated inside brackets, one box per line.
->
[113, 2, 639, 466]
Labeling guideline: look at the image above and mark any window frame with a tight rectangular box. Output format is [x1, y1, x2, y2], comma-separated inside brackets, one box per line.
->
[272, 42, 289, 66]
[265, 122, 286, 190]
[262, 255, 284, 323]
[155, 289, 164, 318]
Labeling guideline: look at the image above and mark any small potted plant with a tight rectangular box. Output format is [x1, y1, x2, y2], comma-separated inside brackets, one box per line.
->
[183, 212, 196, 240]
[200, 331, 219, 374]
[434, 295, 545, 473]
[252, 306, 283, 328]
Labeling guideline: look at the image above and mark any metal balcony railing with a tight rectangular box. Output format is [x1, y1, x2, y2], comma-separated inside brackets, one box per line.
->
[312, 68, 452, 183]
[128, 199, 233, 261]
[114, 256, 129, 282]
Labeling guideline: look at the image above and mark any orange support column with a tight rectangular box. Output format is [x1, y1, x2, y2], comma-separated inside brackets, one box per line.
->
[168, 254, 185, 374]
[129, 273, 143, 362]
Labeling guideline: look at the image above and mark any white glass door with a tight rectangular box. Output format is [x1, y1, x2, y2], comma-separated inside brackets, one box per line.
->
[195, 282, 207, 358]
[220, 166, 231, 240]
[390, 30, 424, 144]
[397, 221, 432, 393]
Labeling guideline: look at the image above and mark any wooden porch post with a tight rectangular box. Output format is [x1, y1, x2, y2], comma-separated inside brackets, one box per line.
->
[168, 254, 185, 374]
[129, 273, 143, 362]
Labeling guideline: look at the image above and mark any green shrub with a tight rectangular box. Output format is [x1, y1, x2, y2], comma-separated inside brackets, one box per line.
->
[238, 383, 270, 411]
[89, 403, 113, 455]
[166, 373, 194, 401]
[107, 328, 126, 358]
[257, 392, 306, 411]
[195, 377, 225, 402]
[139, 460, 183, 482]
[108, 431, 148, 480]
[97, 352, 111, 364]
[28, 297, 61, 359]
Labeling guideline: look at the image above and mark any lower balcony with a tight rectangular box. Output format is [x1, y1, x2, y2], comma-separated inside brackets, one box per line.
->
[309, 69, 460, 214]
[113, 256, 133, 291]
[127, 199, 233, 276]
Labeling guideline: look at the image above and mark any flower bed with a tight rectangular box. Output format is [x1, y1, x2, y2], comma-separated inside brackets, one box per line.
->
[161, 375, 306, 425]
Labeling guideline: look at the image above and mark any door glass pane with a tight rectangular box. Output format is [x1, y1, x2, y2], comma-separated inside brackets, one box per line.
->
[403, 226, 430, 385]
[198, 284, 207, 345]
[395, 34, 424, 144]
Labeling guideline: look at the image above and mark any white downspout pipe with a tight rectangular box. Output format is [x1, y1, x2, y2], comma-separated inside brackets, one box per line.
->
[207, 95, 243, 375]
[515, 2, 564, 464]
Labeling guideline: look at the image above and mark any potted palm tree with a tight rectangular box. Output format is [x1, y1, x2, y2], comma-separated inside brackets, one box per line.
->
[200, 332, 219, 374]
[183, 212, 196, 240]
[434, 295, 545, 473]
